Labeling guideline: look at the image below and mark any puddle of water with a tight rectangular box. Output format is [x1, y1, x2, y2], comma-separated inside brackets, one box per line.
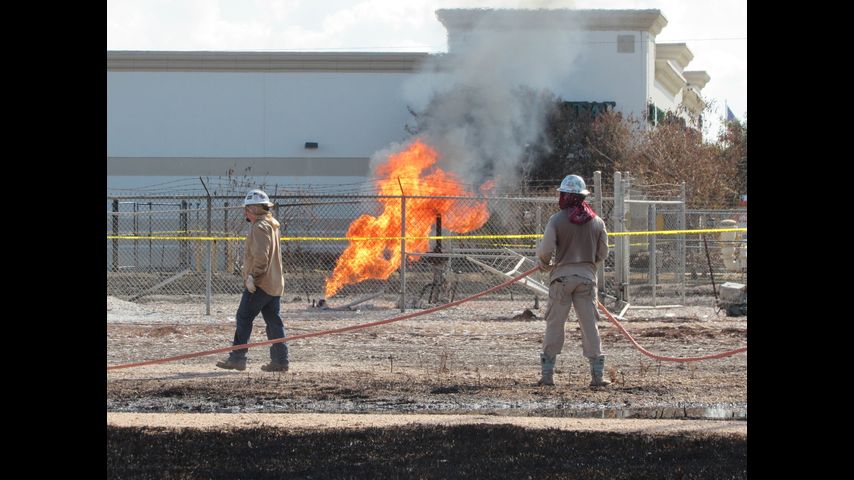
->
[517, 406, 746, 420]
[109, 398, 747, 420]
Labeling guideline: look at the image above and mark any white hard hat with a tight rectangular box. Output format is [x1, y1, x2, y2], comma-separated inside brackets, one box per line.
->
[243, 189, 274, 207]
[557, 175, 589, 195]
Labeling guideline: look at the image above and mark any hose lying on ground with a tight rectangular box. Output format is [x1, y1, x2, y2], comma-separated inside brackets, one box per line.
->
[107, 266, 746, 370]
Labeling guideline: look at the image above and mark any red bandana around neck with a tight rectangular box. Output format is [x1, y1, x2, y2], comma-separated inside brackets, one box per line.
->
[559, 192, 597, 225]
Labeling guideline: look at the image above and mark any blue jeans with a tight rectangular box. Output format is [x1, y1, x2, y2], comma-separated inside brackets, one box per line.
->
[228, 287, 288, 364]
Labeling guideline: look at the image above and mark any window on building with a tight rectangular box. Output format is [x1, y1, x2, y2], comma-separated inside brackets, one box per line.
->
[617, 35, 635, 53]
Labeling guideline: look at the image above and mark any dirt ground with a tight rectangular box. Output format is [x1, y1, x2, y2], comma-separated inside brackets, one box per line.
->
[107, 294, 747, 478]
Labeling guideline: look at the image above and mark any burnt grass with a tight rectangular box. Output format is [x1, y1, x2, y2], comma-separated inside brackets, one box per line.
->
[108, 305, 747, 477]
[107, 424, 746, 479]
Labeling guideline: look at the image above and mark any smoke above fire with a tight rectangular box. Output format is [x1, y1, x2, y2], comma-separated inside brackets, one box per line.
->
[397, 6, 585, 191]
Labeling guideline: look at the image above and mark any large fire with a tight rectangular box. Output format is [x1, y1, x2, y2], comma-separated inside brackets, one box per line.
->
[324, 139, 491, 298]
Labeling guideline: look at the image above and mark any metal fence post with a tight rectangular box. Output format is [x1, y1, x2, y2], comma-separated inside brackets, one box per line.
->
[194, 202, 202, 272]
[400, 195, 406, 312]
[594, 171, 604, 292]
[147, 202, 153, 271]
[206, 197, 212, 315]
[649, 203, 657, 306]
[223, 201, 229, 274]
[679, 182, 687, 305]
[133, 202, 139, 269]
[180, 200, 188, 268]
[623, 173, 631, 304]
[613, 172, 624, 303]
[112, 199, 119, 272]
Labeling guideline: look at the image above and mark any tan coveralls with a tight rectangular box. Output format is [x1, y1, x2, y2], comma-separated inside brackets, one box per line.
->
[536, 210, 609, 359]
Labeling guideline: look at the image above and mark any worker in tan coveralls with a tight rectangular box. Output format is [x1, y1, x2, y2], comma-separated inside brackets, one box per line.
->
[216, 189, 289, 372]
[536, 175, 611, 387]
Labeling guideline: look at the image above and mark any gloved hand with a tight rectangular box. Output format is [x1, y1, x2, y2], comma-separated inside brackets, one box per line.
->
[538, 259, 554, 272]
[245, 275, 256, 293]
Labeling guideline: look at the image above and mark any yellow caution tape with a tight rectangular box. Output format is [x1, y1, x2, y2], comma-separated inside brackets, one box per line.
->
[107, 235, 245, 241]
[106, 227, 746, 242]
[610, 227, 746, 236]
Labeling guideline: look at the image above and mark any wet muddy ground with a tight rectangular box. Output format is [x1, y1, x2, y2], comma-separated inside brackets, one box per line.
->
[107, 295, 747, 478]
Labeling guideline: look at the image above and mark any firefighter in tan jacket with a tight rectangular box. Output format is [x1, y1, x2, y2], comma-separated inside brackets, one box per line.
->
[536, 175, 610, 387]
[217, 189, 289, 372]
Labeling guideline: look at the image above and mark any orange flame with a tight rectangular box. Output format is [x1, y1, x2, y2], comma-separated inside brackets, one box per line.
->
[324, 139, 490, 298]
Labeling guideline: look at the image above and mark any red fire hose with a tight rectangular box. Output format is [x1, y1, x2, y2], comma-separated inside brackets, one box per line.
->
[107, 267, 746, 370]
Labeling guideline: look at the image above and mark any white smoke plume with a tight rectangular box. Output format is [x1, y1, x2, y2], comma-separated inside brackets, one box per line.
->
[394, 5, 587, 192]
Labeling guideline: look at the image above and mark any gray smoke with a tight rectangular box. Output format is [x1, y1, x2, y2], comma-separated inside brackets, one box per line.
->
[395, 7, 586, 192]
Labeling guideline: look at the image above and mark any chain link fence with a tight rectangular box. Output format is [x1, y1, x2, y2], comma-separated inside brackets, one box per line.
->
[107, 194, 569, 309]
[107, 175, 746, 312]
[593, 173, 746, 308]
[684, 208, 748, 290]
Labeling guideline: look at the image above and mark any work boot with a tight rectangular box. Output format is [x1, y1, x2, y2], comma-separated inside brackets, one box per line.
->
[260, 361, 289, 372]
[588, 355, 612, 387]
[216, 357, 246, 371]
[538, 352, 556, 386]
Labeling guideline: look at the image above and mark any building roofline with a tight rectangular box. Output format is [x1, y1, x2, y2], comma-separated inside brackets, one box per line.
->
[655, 43, 694, 69]
[655, 59, 687, 96]
[436, 9, 668, 35]
[107, 51, 430, 73]
[684, 71, 711, 89]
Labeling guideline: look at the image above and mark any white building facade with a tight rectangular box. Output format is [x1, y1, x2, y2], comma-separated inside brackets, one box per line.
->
[107, 9, 709, 194]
